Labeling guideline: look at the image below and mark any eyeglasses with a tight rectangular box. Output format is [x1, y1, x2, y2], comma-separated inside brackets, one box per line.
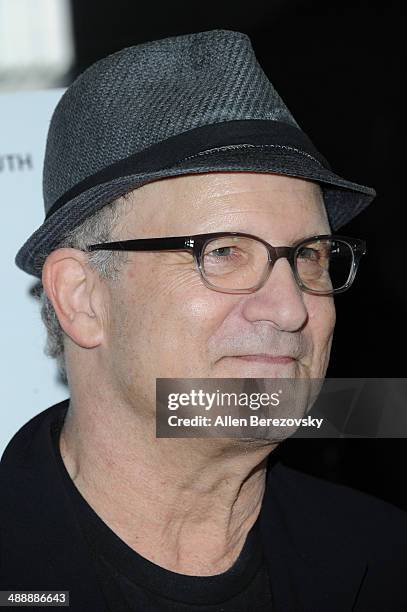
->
[87, 232, 366, 296]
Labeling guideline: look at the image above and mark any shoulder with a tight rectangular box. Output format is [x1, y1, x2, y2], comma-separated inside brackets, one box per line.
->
[0, 399, 69, 468]
[0, 399, 69, 518]
[270, 461, 407, 558]
[273, 460, 407, 519]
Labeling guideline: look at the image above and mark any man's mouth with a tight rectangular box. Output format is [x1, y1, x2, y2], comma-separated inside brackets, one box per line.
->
[229, 355, 296, 364]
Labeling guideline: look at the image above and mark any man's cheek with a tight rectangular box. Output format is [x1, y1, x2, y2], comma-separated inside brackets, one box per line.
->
[151, 268, 204, 301]
[308, 297, 335, 332]
[181, 296, 219, 321]
[318, 310, 335, 374]
[304, 298, 334, 371]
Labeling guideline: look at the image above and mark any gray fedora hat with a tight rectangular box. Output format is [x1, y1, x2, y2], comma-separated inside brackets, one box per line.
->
[16, 29, 376, 278]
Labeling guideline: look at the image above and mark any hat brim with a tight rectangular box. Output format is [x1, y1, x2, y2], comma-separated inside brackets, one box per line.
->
[15, 146, 376, 278]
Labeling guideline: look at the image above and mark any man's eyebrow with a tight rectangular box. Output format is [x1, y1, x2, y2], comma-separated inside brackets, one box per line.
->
[290, 231, 332, 242]
[207, 230, 333, 243]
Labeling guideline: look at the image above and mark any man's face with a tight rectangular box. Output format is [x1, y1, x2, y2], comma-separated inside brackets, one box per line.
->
[102, 172, 335, 412]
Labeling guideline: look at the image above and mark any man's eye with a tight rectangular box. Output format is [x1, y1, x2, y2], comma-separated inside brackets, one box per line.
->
[298, 247, 320, 261]
[208, 247, 234, 258]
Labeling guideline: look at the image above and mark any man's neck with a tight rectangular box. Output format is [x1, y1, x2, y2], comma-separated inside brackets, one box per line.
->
[59, 398, 275, 575]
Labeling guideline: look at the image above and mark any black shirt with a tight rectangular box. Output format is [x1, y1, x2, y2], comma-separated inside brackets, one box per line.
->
[51, 412, 273, 611]
[3, 399, 407, 610]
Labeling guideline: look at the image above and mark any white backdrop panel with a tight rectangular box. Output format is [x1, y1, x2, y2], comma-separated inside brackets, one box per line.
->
[1, 89, 67, 457]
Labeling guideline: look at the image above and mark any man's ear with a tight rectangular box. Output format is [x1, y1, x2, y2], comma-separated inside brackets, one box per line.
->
[42, 248, 104, 349]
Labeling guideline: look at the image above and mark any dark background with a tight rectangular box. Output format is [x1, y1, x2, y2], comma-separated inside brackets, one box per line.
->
[69, 1, 405, 509]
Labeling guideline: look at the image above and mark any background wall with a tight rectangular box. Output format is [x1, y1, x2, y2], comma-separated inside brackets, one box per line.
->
[0, 89, 67, 455]
[1, 1, 405, 509]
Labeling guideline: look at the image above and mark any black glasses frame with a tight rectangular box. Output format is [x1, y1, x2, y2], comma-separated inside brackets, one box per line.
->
[87, 232, 366, 296]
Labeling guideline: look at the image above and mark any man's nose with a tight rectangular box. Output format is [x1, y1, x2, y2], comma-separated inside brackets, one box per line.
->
[241, 257, 308, 332]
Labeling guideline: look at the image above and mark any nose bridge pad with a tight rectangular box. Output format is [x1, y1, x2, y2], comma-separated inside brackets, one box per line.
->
[264, 253, 300, 295]
[193, 247, 205, 279]
[193, 251, 201, 275]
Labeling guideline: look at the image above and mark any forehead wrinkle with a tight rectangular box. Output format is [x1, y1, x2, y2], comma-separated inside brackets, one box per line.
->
[187, 197, 329, 235]
[185, 182, 325, 221]
[179, 192, 324, 227]
[192, 173, 324, 201]
[121, 174, 328, 237]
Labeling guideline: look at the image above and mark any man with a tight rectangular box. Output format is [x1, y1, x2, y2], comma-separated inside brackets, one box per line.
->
[1, 30, 406, 611]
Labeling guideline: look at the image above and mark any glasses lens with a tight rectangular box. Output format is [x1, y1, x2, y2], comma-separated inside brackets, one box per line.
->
[202, 236, 268, 290]
[295, 238, 354, 293]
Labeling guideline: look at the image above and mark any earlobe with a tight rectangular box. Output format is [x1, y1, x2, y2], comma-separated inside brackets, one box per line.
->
[42, 248, 104, 349]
